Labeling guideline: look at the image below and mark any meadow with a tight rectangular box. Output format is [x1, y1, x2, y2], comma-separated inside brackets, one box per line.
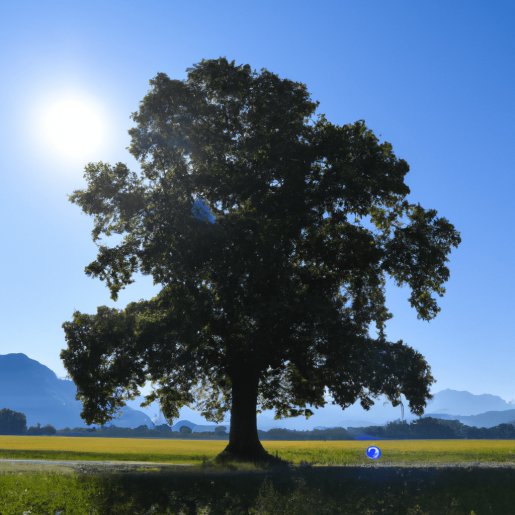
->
[1, 438, 515, 513]
[0, 436, 514, 465]
[1, 463, 515, 514]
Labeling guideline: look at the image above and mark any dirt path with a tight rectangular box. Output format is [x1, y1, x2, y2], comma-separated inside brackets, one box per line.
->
[0, 458, 191, 473]
[1, 458, 515, 473]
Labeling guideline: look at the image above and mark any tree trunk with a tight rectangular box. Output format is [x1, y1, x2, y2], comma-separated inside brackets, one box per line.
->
[217, 372, 270, 462]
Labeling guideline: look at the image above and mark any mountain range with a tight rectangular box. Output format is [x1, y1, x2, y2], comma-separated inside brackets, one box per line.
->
[0, 353, 152, 428]
[426, 410, 515, 428]
[254, 388, 515, 430]
[129, 388, 515, 430]
[1, 353, 514, 430]
[424, 389, 513, 416]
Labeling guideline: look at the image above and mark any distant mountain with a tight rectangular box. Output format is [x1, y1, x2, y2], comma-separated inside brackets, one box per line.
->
[0, 353, 153, 429]
[423, 389, 515, 428]
[256, 403, 400, 430]
[151, 410, 169, 426]
[425, 389, 512, 416]
[129, 390, 515, 430]
[122, 385, 515, 430]
[7, 352, 511, 431]
[237, 397, 515, 430]
[171, 420, 197, 432]
[257, 389, 515, 430]
[428, 410, 515, 428]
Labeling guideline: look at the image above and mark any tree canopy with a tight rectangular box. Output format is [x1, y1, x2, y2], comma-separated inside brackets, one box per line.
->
[0, 408, 27, 435]
[62, 58, 460, 460]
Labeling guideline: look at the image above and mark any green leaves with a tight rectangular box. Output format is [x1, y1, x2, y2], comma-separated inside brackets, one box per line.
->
[63, 58, 460, 427]
[61, 306, 145, 424]
[384, 204, 461, 320]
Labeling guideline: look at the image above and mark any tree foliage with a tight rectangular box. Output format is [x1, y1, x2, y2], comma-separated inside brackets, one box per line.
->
[0, 408, 27, 435]
[27, 423, 57, 436]
[61, 58, 460, 458]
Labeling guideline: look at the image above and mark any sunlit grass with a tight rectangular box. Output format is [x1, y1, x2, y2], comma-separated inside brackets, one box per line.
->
[1, 441, 515, 514]
[2, 466, 515, 514]
[0, 437, 514, 465]
[266, 439, 515, 465]
[0, 436, 219, 463]
[0, 472, 98, 514]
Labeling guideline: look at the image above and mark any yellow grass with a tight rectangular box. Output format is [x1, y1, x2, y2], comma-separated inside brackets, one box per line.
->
[0, 436, 223, 456]
[0, 436, 514, 465]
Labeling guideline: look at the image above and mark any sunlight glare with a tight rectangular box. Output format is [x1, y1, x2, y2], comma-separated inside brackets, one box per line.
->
[37, 94, 108, 162]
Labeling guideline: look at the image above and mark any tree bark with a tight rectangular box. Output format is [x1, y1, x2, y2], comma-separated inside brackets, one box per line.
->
[217, 372, 270, 462]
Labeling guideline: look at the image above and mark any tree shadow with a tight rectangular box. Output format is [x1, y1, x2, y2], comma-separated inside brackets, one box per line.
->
[79, 465, 515, 514]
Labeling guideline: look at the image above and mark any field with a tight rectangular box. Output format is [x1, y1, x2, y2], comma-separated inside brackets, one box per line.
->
[0, 436, 515, 465]
[1, 438, 515, 513]
[1, 463, 515, 514]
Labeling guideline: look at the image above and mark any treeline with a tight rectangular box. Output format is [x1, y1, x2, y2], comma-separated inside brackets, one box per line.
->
[3, 407, 515, 439]
[351, 418, 515, 439]
[260, 427, 353, 440]
[56, 425, 354, 440]
[0, 408, 56, 435]
[43, 418, 515, 440]
[57, 424, 227, 439]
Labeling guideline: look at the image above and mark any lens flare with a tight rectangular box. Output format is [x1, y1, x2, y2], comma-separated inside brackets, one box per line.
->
[37, 94, 107, 162]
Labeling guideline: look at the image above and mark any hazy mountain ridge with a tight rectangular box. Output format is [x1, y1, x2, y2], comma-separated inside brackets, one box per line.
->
[426, 410, 515, 428]
[131, 388, 515, 430]
[2, 353, 513, 430]
[0, 353, 153, 429]
[425, 389, 513, 416]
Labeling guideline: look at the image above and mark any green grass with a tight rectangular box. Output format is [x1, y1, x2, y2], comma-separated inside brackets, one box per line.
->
[0, 436, 514, 465]
[0, 472, 99, 514]
[1, 438, 515, 513]
[269, 439, 515, 465]
[1, 465, 515, 514]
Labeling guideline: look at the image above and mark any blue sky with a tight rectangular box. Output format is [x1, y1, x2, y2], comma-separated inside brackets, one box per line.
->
[1, 1, 514, 402]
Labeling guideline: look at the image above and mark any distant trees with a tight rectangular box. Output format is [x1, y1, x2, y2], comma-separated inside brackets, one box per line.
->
[465, 423, 515, 439]
[349, 417, 515, 439]
[154, 423, 172, 433]
[0, 409, 60, 436]
[52, 419, 515, 440]
[0, 408, 27, 435]
[27, 423, 57, 436]
[356, 418, 455, 439]
[409, 417, 464, 439]
[264, 427, 353, 440]
[0, 412, 507, 439]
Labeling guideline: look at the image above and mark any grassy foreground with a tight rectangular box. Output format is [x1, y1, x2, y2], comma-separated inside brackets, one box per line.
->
[1, 465, 515, 514]
[0, 436, 514, 465]
[1, 438, 515, 513]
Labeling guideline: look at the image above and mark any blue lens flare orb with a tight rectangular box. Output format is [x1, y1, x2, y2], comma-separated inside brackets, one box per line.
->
[191, 198, 216, 224]
[366, 445, 382, 460]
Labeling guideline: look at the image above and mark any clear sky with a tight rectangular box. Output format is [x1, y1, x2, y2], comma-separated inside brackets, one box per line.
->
[1, 1, 514, 401]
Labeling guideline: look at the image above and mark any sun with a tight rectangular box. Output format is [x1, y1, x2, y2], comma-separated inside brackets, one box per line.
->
[37, 94, 108, 162]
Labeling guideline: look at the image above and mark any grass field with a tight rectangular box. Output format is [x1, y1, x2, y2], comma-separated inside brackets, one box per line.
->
[1, 438, 515, 513]
[1, 464, 515, 514]
[0, 436, 514, 465]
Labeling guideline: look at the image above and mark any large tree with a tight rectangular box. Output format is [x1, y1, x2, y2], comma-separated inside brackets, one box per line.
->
[62, 58, 460, 461]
